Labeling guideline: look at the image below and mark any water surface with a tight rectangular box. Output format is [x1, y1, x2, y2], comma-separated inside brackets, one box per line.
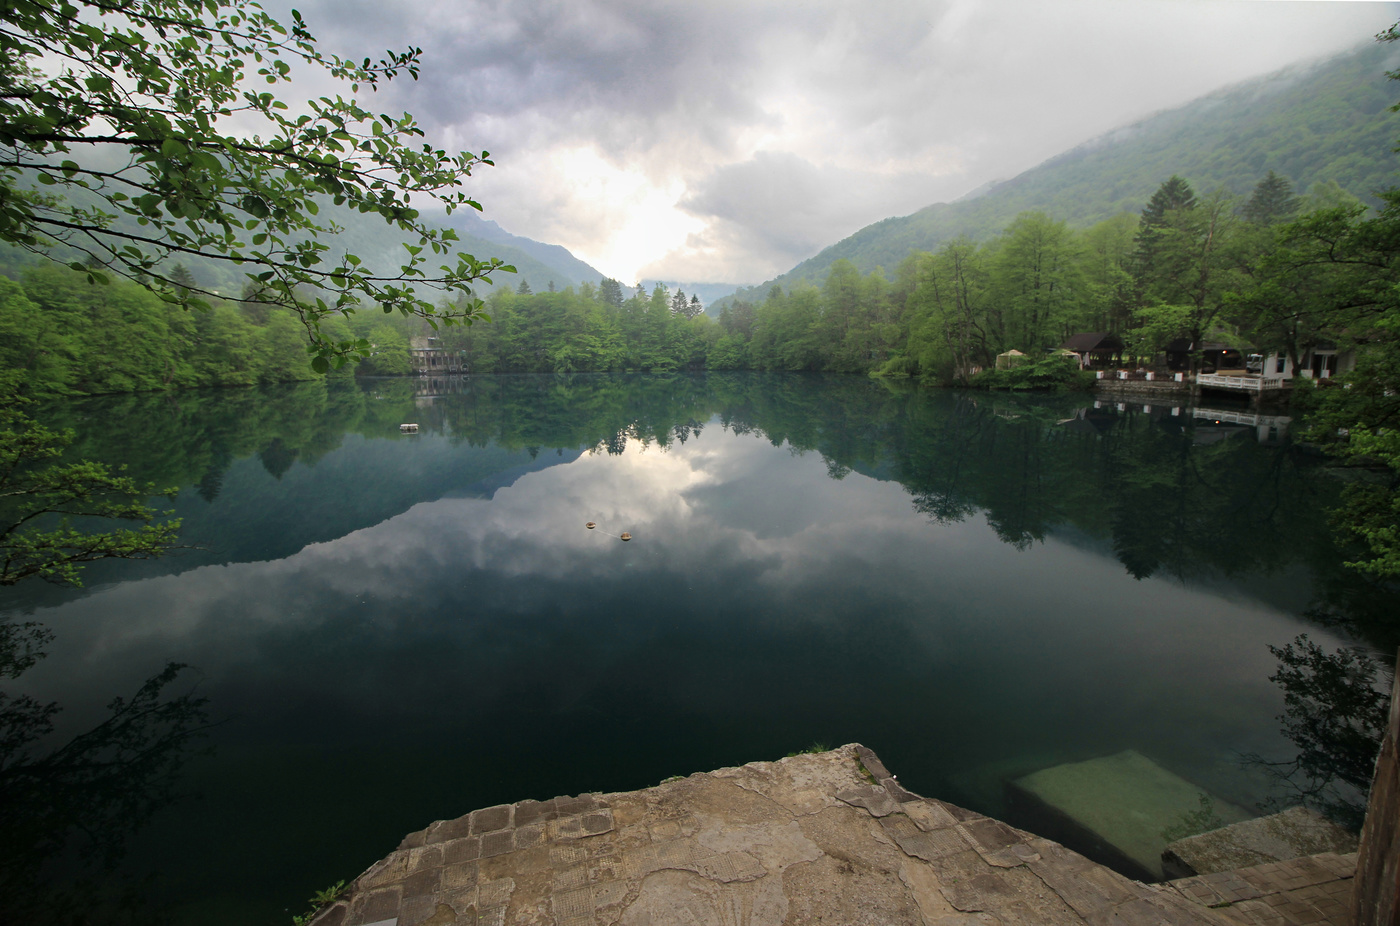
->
[3, 373, 1394, 924]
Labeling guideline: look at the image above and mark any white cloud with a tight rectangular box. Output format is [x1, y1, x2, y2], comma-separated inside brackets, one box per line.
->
[259, 0, 1400, 282]
[13, 420, 1346, 746]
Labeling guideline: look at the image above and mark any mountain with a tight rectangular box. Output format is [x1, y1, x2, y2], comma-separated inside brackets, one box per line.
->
[441, 211, 606, 289]
[0, 190, 609, 301]
[318, 205, 608, 296]
[716, 41, 1400, 310]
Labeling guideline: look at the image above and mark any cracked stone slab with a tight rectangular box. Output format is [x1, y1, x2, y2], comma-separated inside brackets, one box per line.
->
[323, 744, 1249, 926]
[836, 783, 900, 817]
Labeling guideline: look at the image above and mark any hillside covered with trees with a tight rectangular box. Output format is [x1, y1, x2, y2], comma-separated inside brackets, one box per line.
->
[0, 169, 1373, 389]
[718, 41, 1400, 309]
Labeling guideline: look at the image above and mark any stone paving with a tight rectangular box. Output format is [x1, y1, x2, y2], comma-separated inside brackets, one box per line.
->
[1162, 807, 1358, 881]
[310, 744, 1270, 926]
[1164, 852, 1356, 926]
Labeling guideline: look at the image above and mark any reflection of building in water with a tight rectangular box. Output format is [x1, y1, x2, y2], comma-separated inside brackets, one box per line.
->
[1079, 400, 1291, 445]
[1192, 407, 1291, 445]
[409, 336, 466, 374]
[413, 374, 471, 398]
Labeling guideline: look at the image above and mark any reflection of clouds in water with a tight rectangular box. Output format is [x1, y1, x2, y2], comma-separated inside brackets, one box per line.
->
[11, 422, 1346, 755]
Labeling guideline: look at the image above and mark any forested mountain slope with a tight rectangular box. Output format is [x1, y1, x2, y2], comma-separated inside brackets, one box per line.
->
[719, 41, 1400, 308]
[444, 211, 605, 288]
[0, 192, 606, 300]
[306, 204, 603, 296]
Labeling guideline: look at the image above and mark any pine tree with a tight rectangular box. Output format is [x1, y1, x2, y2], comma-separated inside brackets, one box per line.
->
[1242, 171, 1299, 225]
[1139, 175, 1197, 230]
[599, 278, 624, 308]
[1132, 175, 1198, 297]
[516, 280, 533, 295]
[169, 264, 197, 300]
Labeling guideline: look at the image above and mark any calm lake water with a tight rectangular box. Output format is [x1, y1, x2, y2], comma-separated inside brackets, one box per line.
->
[2, 373, 1395, 924]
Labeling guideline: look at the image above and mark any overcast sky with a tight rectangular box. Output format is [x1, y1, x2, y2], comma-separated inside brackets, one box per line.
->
[285, 0, 1400, 285]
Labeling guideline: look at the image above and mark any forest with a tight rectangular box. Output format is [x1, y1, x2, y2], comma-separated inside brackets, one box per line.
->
[0, 169, 1372, 391]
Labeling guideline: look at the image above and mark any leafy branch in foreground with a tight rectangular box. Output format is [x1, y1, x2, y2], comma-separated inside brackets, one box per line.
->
[0, 0, 514, 368]
[0, 381, 179, 585]
[1242, 635, 1390, 829]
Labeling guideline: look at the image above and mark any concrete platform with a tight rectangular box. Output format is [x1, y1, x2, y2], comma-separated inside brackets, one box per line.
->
[308, 745, 1244, 926]
[1166, 851, 1358, 926]
[1007, 750, 1253, 882]
[1163, 807, 1359, 880]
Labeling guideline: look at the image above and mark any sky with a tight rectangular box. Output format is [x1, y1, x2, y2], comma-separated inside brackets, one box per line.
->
[282, 0, 1400, 286]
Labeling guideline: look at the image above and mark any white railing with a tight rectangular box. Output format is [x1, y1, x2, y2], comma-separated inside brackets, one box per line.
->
[1195, 373, 1285, 392]
[1193, 407, 1292, 428]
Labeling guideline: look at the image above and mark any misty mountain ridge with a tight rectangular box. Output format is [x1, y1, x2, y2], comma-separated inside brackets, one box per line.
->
[715, 40, 1400, 310]
[436, 210, 606, 290]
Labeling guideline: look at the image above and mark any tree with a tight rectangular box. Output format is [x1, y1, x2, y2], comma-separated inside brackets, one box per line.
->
[1138, 175, 1198, 228]
[1242, 171, 1299, 226]
[0, 0, 514, 370]
[902, 238, 989, 382]
[0, 379, 179, 586]
[1229, 20, 1400, 578]
[599, 278, 624, 308]
[1132, 175, 1198, 291]
[1132, 186, 1242, 364]
[1080, 213, 1138, 333]
[987, 212, 1086, 354]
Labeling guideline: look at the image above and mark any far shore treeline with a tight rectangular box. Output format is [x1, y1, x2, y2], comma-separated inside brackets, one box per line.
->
[0, 171, 1371, 394]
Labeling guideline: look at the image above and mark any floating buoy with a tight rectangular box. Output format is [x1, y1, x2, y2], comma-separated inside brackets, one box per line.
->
[585, 521, 596, 529]
[620, 532, 632, 541]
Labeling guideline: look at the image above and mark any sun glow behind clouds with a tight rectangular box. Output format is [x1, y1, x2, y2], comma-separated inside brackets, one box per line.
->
[558, 148, 703, 285]
[292, 0, 1400, 285]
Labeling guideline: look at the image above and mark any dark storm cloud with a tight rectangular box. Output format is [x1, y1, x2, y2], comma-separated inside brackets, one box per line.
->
[672, 152, 963, 278]
[295, 0, 782, 156]
[276, 0, 1400, 281]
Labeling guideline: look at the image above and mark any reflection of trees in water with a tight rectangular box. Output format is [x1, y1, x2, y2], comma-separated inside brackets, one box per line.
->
[41, 373, 1399, 645]
[0, 619, 212, 924]
[1245, 635, 1392, 830]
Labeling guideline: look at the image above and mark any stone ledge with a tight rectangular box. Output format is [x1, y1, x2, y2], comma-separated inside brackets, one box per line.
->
[310, 744, 1245, 926]
[1163, 807, 1359, 880]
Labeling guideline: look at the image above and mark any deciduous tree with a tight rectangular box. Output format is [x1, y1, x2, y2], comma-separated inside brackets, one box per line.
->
[0, 0, 513, 370]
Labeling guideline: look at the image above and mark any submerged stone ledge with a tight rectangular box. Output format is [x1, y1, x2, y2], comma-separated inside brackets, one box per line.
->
[307, 744, 1329, 926]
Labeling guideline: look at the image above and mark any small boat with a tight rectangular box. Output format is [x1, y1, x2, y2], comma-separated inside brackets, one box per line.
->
[399, 423, 419, 433]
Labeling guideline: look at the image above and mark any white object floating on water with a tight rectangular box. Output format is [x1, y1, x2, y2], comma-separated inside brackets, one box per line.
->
[399, 423, 419, 432]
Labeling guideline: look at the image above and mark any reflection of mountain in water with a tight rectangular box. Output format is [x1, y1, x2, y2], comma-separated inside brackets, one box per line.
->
[15, 373, 1391, 648]
[5, 373, 1396, 925]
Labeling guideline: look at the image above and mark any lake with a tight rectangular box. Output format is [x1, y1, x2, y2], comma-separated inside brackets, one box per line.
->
[2, 373, 1395, 925]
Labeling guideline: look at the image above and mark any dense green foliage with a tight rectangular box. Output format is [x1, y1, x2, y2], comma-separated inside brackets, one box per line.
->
[719, 42, 1400, 308]
[0, 0, 514, 367]
[0, 377, 179, 586]
[0, 171, 1371, 391]
[432, 282, 718, 373]
[0, 267, 331, 393]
